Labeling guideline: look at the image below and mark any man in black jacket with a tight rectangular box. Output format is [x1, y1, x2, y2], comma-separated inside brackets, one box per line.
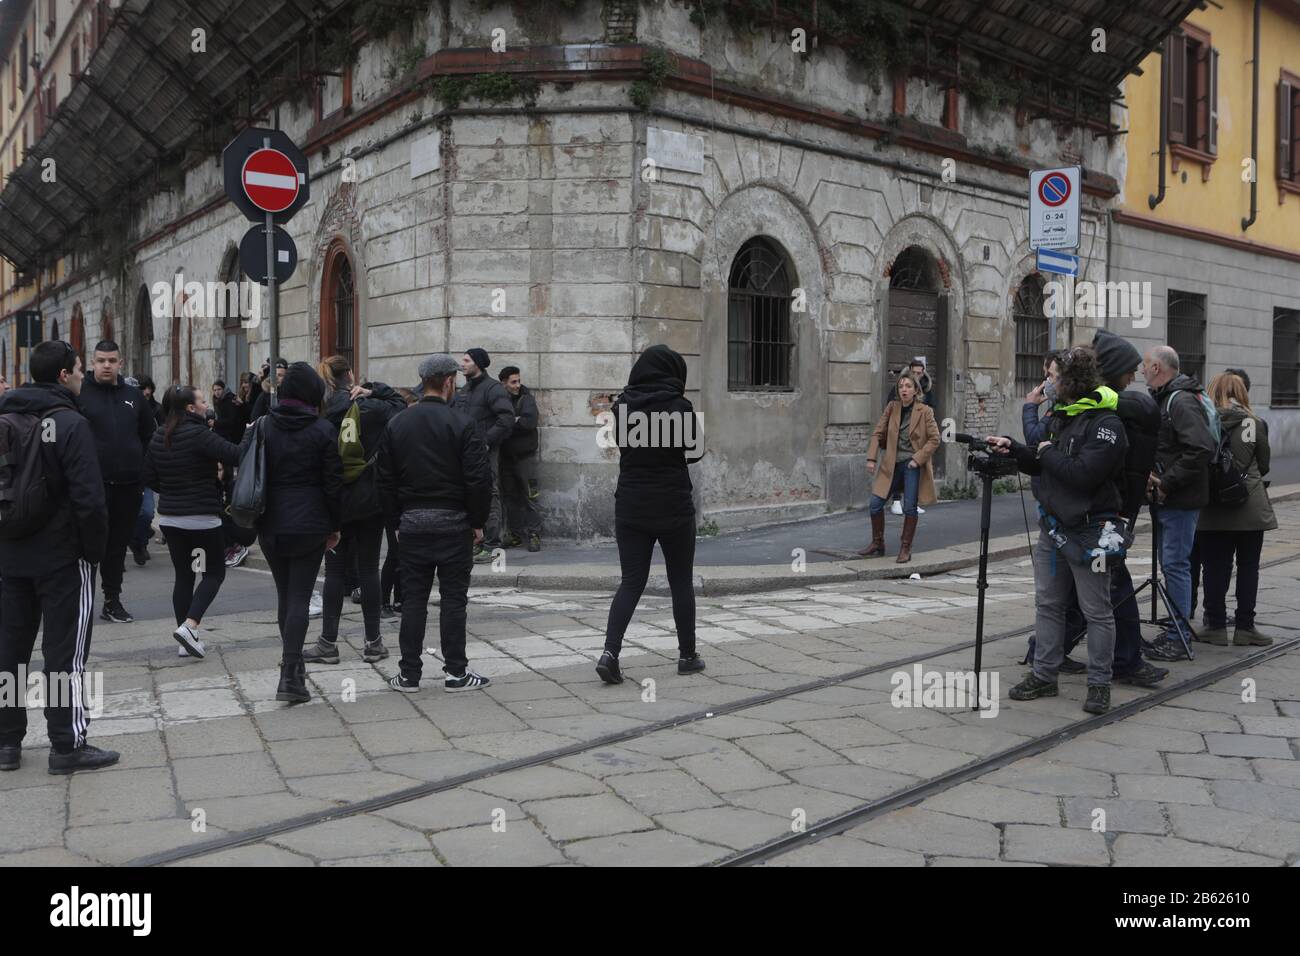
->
[248, 359, 287, 422]
[453, 348, 514, 559]
[377, 354, 493, 693]
[1092, 330, 1167, 687]
[1141, 346, 1216, 661]
[0, 341, 119, 774]
[77, 341, 155, 624]
[497, 365, 541, 552]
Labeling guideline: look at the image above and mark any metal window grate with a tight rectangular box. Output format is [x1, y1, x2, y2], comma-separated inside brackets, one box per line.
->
[1167, 290, 1207, 384]
[1013, 274, 1049, 395]
[1274, 308, 1300, 408]
[728, 238, 794, 391]
[333, 257, 355, 370]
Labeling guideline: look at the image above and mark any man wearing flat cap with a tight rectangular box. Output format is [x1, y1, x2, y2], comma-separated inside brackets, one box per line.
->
[376, 354, 494, 692]
[454, 347, 514, 560]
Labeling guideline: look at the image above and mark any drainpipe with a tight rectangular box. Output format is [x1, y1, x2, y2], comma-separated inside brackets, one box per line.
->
[1242, 0, 1261, 230]
[1148, 43, 1168, 209]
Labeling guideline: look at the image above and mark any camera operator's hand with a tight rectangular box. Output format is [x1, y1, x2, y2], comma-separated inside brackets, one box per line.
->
[866, 460, 876, 475]
[1026, 382, 1045, 404]
[984, 436, 1012, 453]
[1037, 441, 1052, 454]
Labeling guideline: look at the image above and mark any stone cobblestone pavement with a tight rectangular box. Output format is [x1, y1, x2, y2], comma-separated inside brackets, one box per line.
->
[2, 505, 1298, 867]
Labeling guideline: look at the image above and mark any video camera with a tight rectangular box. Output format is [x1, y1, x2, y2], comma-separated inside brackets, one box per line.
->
[954, 433, 1020, 479]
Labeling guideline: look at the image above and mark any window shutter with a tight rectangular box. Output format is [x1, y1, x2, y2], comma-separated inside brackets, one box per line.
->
[1194, 41, 1210, 151]
[1168, 36, 1187, 144]
[1208, 47, 1219, 155]
[1292, 86, 1300, 182]
[1280, 81, 1294, 181]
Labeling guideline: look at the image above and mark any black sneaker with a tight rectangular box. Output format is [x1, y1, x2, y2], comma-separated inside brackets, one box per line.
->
[678, 653, 706, 675]
[100, 600, 134, 624]
[528, 534, 541, 553]
[387, 674, 420, 693]
[1115, 662, 1169, 687]
[1083, 684, 1111, 715]
[595, 651, 623, 685]
[1058, 656, 1087, 674]
[380, 603, 398, 620]
[362, 640, 389, 663]
[1145, 635, 1191, 661]
[0, 744, 19, 771]
[48, 744, 120, 776]
[302, 639, 340, 665]
[1009, 673, 1058, 700]
[131, 544, 149, 566]
[444, 669, 490, 691]
[350, 588, 363, 605]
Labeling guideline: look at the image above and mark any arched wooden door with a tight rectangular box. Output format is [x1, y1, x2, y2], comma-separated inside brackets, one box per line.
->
[320, 240, 358, 371]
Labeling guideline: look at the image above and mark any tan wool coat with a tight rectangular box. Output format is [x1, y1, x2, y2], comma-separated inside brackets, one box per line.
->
[866, 400, 941, 506]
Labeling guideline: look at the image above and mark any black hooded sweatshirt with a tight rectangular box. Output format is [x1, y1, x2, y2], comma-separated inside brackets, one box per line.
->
[0, 383, 108, 575]
[612, 345, 700, 521]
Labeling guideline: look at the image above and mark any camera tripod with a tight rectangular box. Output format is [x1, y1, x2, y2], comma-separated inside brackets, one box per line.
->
[1128, 501, 1196, 659]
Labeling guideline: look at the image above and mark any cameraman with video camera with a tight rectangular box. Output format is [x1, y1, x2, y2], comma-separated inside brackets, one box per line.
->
[985, 347, 1128, 714]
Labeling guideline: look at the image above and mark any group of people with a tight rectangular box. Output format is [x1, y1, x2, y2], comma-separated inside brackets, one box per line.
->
[985, 333, 1276, 715]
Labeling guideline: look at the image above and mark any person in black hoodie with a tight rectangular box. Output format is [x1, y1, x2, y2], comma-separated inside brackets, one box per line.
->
[595, 345, 706, 685]
[987, 347, 1128, 715]
[77, 340, 156, 625]
[497, 365, 541, 552]
[454, 348, 514, 560]
[243, 362, 343, 703]
[376, 354, 494, 693]
[143, 384, 242, 661]
[303, 355, 405, 666]
[0, 341, 118, 775]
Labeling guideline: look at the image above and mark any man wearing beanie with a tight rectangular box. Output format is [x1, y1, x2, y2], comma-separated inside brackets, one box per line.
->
[453, 348, 514, 560]
[1092, 329, 1168, 687]
[377, 354, 494, 692]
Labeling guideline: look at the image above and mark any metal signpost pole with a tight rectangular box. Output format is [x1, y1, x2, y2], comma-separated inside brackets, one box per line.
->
[266, 210, 278, 407]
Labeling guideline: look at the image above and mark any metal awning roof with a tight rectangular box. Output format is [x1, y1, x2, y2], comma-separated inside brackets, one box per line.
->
[901, 0, 1208, 97]
[0, 0, 349, 275]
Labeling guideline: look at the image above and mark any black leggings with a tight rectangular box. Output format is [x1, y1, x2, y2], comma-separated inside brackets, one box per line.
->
[604, 514, 696, 657]
[161, 524, 227, 625]
[261, 532, 327, 665]
[322, 517, 383, 643]
[381, 521, 403, 606]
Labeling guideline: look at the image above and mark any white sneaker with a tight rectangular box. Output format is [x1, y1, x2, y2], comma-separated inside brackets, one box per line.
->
[917, 506, 926, 515]
[308, 591, 323, 618]
[178, 644, 190, 657]
[224, 544, 249, 568]
[890, 499, 903, 516]
[173, 623, 205, 659]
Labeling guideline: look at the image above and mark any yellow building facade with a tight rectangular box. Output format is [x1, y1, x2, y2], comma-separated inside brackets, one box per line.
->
[1114, 0, 1300, 449]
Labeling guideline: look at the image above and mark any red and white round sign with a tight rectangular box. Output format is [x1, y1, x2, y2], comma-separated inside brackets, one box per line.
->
[241, 148, 301, 213]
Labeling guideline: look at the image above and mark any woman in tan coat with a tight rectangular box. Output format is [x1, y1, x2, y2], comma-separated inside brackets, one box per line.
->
[861, 372, 940, 562]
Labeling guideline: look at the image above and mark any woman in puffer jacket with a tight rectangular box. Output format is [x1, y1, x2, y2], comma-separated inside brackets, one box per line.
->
[143, 384, 242, 659]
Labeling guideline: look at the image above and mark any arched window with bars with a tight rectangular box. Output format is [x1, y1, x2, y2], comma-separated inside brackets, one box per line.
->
[321, 241, 358, 371]
[727, 237, 795, 391]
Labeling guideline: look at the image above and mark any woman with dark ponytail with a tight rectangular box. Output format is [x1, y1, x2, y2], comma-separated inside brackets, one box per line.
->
[302, 355, 405, 665]
[142, 384, 243, 659]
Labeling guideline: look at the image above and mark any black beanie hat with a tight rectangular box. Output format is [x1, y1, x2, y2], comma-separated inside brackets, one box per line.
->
[466, 347, 490, 371]
[279, 361, 325, 408]
[1091, 329, 1141, 385]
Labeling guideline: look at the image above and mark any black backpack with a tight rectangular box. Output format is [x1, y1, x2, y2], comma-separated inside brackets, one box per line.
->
[0, 412, 59, 539]
[1165, 390, 1250, 508]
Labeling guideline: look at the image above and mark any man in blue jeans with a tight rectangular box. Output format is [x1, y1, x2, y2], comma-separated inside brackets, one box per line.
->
[1141, 346, 1216, 661]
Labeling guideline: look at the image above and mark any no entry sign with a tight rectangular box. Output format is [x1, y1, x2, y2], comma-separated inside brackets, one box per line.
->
[222, 127, 310, 225]
[1029, 166, 1080, 251]
[242, 148, 301, 213]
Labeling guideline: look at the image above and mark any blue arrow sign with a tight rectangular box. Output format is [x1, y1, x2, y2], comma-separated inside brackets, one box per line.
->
[1037, 248, 1079, 277]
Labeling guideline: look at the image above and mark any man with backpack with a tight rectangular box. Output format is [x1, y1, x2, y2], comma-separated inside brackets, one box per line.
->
[1141, 346, 1217, 662]
[0, 341, 117, 774]
[77, 340, 155, 624]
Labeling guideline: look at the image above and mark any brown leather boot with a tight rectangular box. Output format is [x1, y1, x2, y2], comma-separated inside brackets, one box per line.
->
[896, 515, 918, 563]
[857, 511, 886, 556]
